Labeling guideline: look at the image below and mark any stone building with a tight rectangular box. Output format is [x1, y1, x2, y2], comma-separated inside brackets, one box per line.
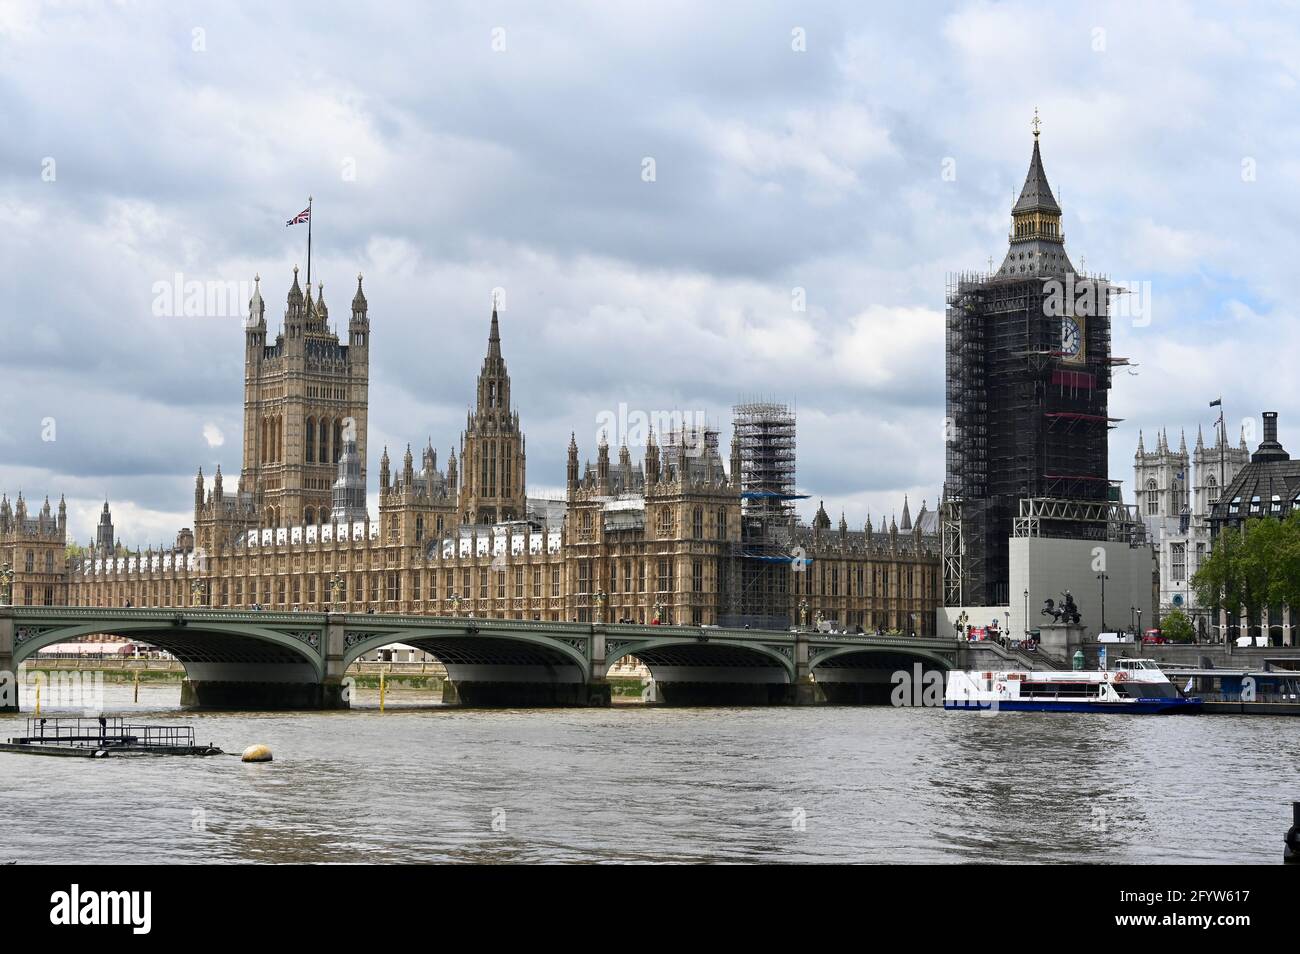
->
[62, 269, 942, 633]
[1206, 410, 1300, 644]
[1135, 424, 1247, 634]
[0, 493, 68, 607]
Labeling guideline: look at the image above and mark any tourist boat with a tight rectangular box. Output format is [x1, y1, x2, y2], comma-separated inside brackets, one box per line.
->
[943, 658, 1202, 714]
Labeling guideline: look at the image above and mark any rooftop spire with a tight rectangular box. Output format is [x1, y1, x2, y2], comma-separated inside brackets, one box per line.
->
[998, 118, 1073, 277]
[488, 295, 502, 360]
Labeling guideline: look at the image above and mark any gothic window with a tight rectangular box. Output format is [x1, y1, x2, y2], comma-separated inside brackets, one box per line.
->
[658, 508, 674, 537]
[657, 559, 673, 593]
[551, 565, 561, 598]
[717, 508, 727, 540]
[1171, 543, 1186, 583]
[45, 551, 54, 573]
[306, 417, 316, 463]
[692, 560, 703, 593]
[1145, 479, 1159, 515]
[692, 507, 703, 539]
[1207, 475, 1218, 505]
[333, 419, 343, 463]
[25, 550, 33, 573]
[304, 507, 315, 526]
[415, 517, 424, 542]
[514, 566, 524, 599]
[577, 561, 591, 594]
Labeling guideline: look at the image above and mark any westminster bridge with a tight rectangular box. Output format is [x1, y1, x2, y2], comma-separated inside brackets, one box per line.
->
[0, 606, 976, 709]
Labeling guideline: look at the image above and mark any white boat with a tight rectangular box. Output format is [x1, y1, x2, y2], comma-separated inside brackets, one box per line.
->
[944, 658, 1202, 714]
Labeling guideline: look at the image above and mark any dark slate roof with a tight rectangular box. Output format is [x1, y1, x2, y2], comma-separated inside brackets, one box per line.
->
[1013, 138, 1061, 213]
[1209, 424, 1300, 526]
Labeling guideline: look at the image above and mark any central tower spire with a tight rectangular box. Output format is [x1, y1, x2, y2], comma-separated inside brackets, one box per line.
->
[998, 113, 1074, 277]
[458, 301, 527, 524]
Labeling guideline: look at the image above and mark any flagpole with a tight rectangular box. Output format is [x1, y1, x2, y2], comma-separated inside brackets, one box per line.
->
[306, 195, 313, 287]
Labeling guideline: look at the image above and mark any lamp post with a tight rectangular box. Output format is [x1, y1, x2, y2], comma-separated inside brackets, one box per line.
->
[1097, 573, 1109, 631]
[1136, 607, 1142, 640]
[450, 591, 461, 617]
[328, 574, 344, 612]
[1130, 605, 1136, 636]
[191, 578, 207, 608]
[0, 562, 13, 606]
[799, 598, 809, 629]
[594, 589, 607, 625]
[653, 600, 663, 626]
[1023, 589, 1029, 638]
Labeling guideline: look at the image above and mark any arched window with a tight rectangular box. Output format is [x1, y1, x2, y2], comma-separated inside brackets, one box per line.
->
[1145, 479, 1159, 515]
[306, 417, 316, 464]
[692, 507, 703, 538]
[304, 507, 315, 526]
[45, 551, 54, 573]
[25, 550, 34, 572]
[1207, 475, 1218, 505]
[333, 419, 343, 463]
[716, 508, 727, 540]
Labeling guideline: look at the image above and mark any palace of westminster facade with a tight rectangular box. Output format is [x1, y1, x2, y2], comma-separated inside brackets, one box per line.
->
[3, 268, 941, 633]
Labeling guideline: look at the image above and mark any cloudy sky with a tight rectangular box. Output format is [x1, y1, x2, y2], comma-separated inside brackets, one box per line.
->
[2, 1, 1299, 548]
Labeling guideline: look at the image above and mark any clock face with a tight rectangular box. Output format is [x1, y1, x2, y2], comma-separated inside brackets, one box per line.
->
[1061, 316, 1082, 358]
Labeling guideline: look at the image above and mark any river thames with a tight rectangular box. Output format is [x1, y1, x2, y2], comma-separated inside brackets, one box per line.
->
[1, 685, 1295, 864]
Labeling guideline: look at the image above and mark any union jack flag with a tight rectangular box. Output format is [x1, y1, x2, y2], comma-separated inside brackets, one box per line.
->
[286, 206, 310, 226]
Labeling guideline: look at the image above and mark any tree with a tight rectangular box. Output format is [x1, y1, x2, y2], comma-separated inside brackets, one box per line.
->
[1193, 513, 1300, 642]
[1161, 607, 1195, 643]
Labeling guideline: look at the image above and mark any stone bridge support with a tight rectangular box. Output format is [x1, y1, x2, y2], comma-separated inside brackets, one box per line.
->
[1, 616, 16, 713]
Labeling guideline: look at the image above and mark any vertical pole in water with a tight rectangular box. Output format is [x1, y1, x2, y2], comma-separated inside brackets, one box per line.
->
[379, 670, 385, 712]
[133, 669, 140, 703]
[34, 676, 41, 717]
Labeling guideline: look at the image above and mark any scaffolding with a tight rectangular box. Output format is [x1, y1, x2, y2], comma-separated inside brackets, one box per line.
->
[944, 271, 1118, 606]
[722, 402, 805, 629]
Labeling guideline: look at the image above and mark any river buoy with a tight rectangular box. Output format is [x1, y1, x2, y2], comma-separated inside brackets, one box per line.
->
[241, 744, 273, 763]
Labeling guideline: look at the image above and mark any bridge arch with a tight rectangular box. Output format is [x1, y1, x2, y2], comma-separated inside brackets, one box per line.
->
[603, 631, 795, 704]
[809, 646, 951, 705]
[8, 611, 326, 709]
[12, 616, 323, 676]
[339, 624, 590, 674]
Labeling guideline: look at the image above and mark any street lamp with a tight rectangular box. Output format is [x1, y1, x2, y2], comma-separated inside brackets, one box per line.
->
[799, 598, 809, 629]
[328, 574, 344, 612]
[1136, 607, 1142, 640]
[1096, 573, 1109, 631]
[450, 591, 462, 617]
[593, 589, 608, 624]
[191, 579, 207, 608]
[1023, 589, 1029, 638]
[0, 562, 13, 606]
[653, 600, 663, 626]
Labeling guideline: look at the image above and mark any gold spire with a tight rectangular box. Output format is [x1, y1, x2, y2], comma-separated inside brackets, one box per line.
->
[1031, 106, 1041, 139]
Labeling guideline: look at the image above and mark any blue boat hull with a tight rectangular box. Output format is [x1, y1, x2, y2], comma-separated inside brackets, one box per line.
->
[944, 698, 1203, 714]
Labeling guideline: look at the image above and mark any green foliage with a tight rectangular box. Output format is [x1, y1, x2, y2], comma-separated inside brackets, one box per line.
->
[1160, 607, 1195, 643]
[1192, 512, 1300, 629]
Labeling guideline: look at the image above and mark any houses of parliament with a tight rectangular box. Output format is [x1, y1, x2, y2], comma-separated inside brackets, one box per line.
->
[3, 267, 941, 634]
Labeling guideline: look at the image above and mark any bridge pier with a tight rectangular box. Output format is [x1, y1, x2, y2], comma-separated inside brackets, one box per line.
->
[438, 664, 610, 707]
[178, 663, 338, 710]
[1, 615, 15, 712]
